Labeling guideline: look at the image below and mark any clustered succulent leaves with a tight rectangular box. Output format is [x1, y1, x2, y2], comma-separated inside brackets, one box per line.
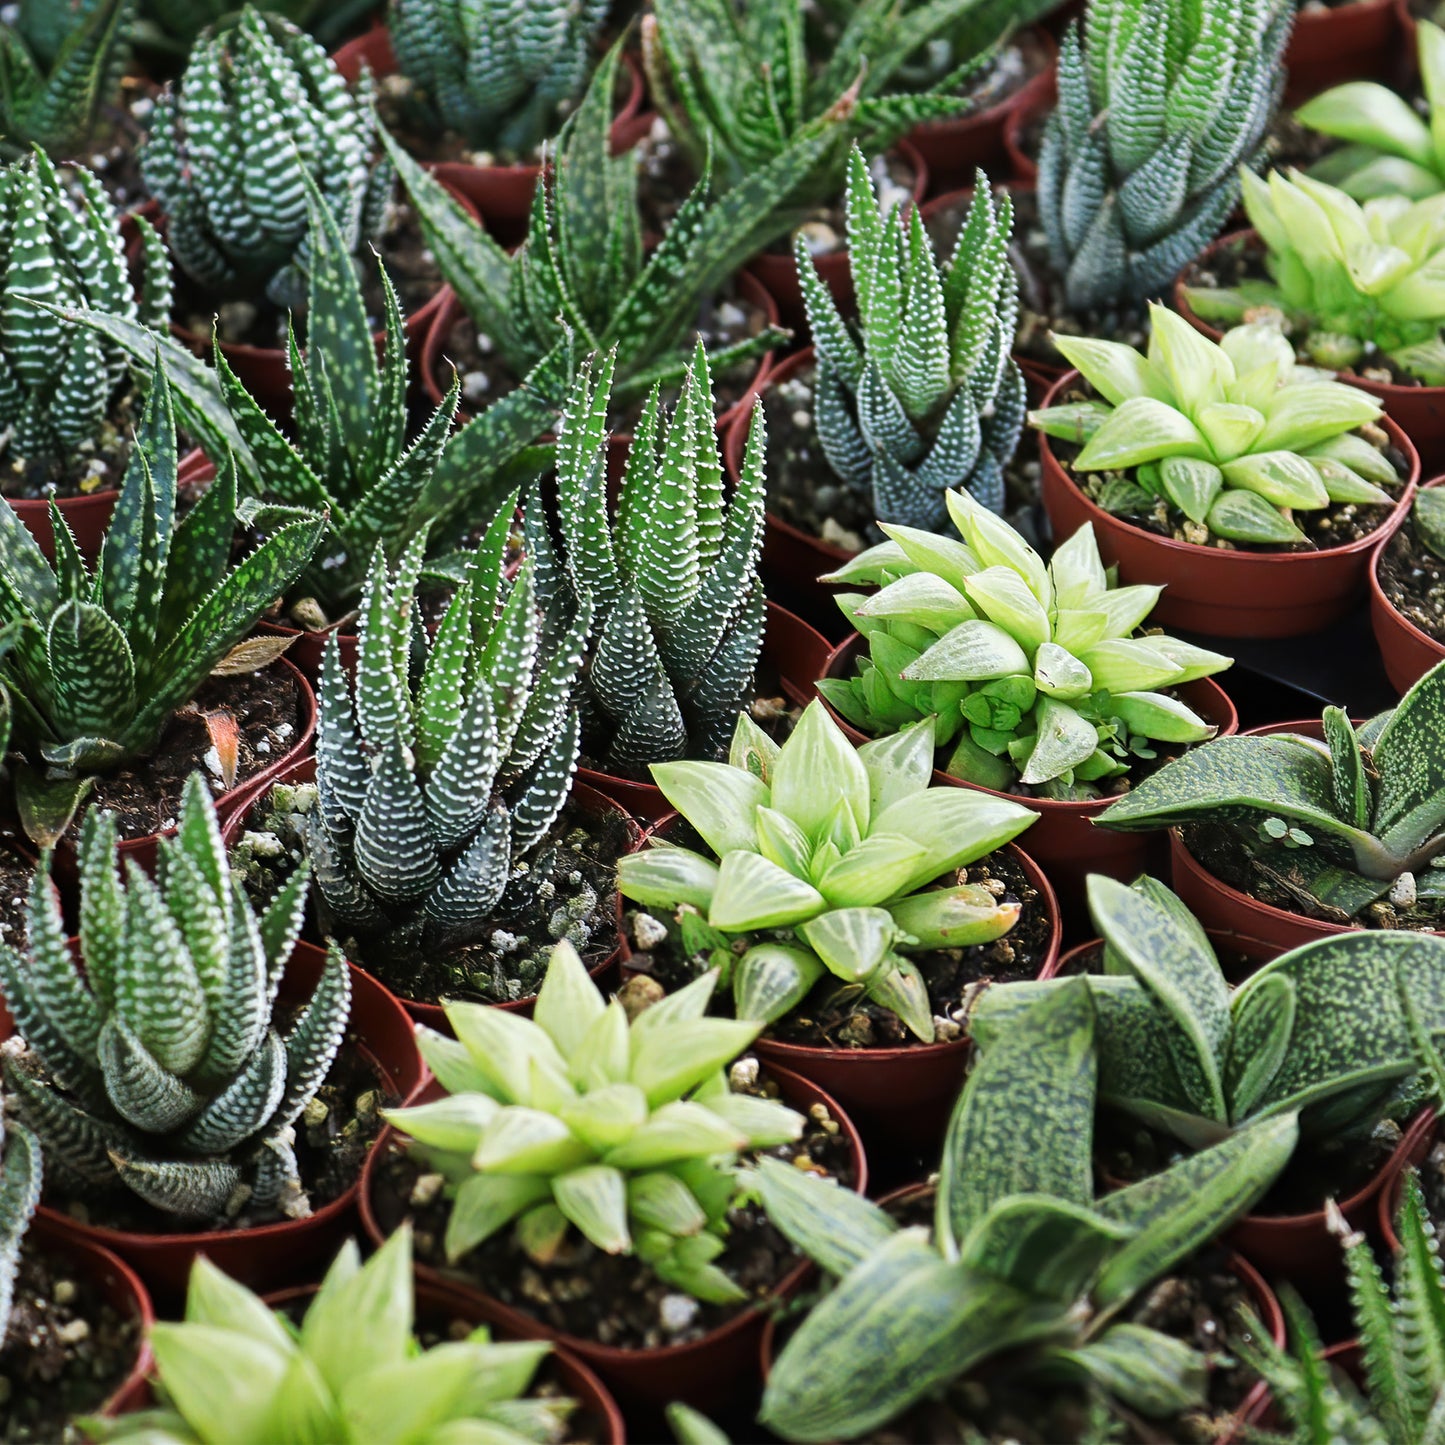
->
[524, 346, 765, 780]
[619, 704, 1036, 1042]
[755, 982, 1298, 1441]
[798, 149, 1024, 530]
[0, 775, 350, 1221]
[390, 0, 610, 157]
[387, 940, 805, 1304]
[0, 1108, 41, 1339]
[820, 489, 1231, 798]
[1031, 307, 1400, 546]
[139, 6, 393, 310]
[1101, 659, 1445, 921]
[86, 1229, 578, 1445]
[1036, 0, 1289, 316]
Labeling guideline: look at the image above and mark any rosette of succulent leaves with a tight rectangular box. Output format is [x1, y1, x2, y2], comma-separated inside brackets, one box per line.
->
[1035, 0, 1289, 320]
[86, 1229, 581, 1445]
[139, 5, 392, 310]
[753, 982, 1298, 1442]
[1102, 659, 1445, 923]
[819, 488, 1232, 799]
[1184, 169, 1445, 385]
[1030, 307, 1400, 547]
[387, 939, 806, 1304]
[523, 345, 765, 781]
[618, 703, 1037, 1043]
[307, 523, 594, 1002]
[0, 365, 323, 848]
[0, 775, 351, 1222]
[0, 1108, 41, 1339]
[797, 148, 1024, 531]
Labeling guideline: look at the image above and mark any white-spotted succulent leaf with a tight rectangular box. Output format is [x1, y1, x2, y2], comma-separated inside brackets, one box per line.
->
[0, 1111, 41, 1337]
[136, 0, 374, 52]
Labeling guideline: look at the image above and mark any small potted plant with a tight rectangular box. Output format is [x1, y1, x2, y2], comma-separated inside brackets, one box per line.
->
[1372, 483, 1445, 692]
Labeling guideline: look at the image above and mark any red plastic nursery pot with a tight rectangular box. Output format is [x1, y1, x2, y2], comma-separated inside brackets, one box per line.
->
[359, 1063, 868, 1412]
[1370, 475, 1445, 695]
[1037, 372, 1421, 639]
[1001, 63, 1056, 186]
[1377, 1107, 1440, 1251]
[1283, 0, 1402, 104]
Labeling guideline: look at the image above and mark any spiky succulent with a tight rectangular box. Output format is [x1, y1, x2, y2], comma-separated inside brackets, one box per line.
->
[797, 150, 1024, 531]
[307, 524, 591, 985]
[138, 5, 392, 310]
[819, 489, 1232, 798]
[0, 147, 170, 466]
[1037, 0, 1290, 316]
[0, 775, 350, 1221]
[390, 0, 609, 156]
[135, 0, 375, 55]
[618, 704, 1036, 1042]
[0, 1110, 41, 1338]
[1030, 307, 1400, 546]
[1185, 169, 1445, 385]
[387, 939, 805, 1304]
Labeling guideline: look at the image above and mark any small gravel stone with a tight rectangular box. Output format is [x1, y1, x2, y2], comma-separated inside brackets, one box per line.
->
[660, 1294, 700, 1332]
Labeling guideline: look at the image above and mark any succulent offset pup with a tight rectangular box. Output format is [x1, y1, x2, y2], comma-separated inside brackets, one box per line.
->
[86, 1228, 578, 1445]
[618, 704, 1036, 1042]
[819, 489, 1231, 798]
[0, 775, 351, 1222]
[387, 940, 804, 1303]
[797, 149, 1024, 530]
[0, 1110, 41, 1336]
[1100, 659, 1445, 921]
[1030, 307, 1400, 546]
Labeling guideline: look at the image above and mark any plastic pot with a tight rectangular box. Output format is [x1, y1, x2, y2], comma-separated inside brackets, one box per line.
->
[1222, 1341, 1359, 1443]
[359, 1063, 868, 1411]
[1002, 62, 1056, 184]
[1284, 0, 1402, 104]
[1369, 475, 1445, 695]
[1376, 1106, 1440, 1251]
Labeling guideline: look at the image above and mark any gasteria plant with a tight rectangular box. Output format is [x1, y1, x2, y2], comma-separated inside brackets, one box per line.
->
[0, 1110, 41, 1337]
[386, 940, 805, 1303]
[1184, 169, 1445, 385]
[797, 149, 1024, 529]
[1030, 308, 1399, 546]
[139, 6, 392, 309]
[86, 1229, 579, 1445]
[0, 775, 351, 1220]
[818, 489, 1232, 798]
[390, 0, 610, 156]
[1036, 0, 1290, 316]
[524, 346, 765, 778]
[1100, 659, 1445, 920]
[755, 981, 1298, 1441]
[618, 705, 1037, 1042]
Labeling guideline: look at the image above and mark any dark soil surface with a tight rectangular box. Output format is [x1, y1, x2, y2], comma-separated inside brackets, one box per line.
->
[1, 1242, 140, 1443]
[371, 1058, 856, 1351]
[948, 31, 1051, 116]
[0, 836, 37, 947]
[1263, 107, 1344, 176]
[1378, 515, 1445, 643]
[0, 386, 139, 504]
[73, 79, 156, 212]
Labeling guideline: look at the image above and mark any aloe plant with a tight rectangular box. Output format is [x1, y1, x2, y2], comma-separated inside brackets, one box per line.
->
[1100, 659, 1445, 920]
[1030, 308, 1400, 546]
[0, 1109, 41, 1338]
[756, 980, 1299, 1441]
[387, 939, 805, 1303]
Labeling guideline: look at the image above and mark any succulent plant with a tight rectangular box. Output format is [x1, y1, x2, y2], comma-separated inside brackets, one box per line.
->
[797, 149, 1024, 530]
[139, 5, 393, 310]
[1030, 306, 1400, 546]
[135, 0, 375, 55]
[390, 0, 610, 157]
[1035, 0, 1289, 318]
[818, 488, 1232, 799]
[1415, 486, 1445, 567]
[0, 147, 170, 468]
[523, 346, 765, 780]
[1100, 659, 1445, 921]
[1184, 169, 1445, 385]
[0, 1110, 41, 1338]
[755, 981, 1299, 1441]
[307, 526, 591, 990]
[619, 704, 1036, 1042]
[86, 1228, 577, 1445]
[387, 939, 805, 1303]
[0, 774, 351, 1221]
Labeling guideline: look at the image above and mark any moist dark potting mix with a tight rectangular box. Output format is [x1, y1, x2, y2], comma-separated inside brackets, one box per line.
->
[0, 837, 36, 948]
[1378, 517, 1445, 644]
[0, 385, 140, 505]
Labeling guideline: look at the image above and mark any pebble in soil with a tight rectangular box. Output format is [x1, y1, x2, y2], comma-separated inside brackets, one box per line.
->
[1378, 516, 1445, 645]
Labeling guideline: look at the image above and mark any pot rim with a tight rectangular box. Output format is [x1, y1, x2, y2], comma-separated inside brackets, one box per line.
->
[1369, 472, 1445, 667]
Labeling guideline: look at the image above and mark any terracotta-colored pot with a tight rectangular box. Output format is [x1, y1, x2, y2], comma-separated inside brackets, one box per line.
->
[14, 942, 424, 1303]
[360, 1063, 867, 1411]
[1369, 474, 1445, 695]
[578, 600, 832, 823]
[1001, 62, 1056, 184]
[821, 633, 1239, 926]
[1377, 1107, 1440, 1251]
[1284, 0, 1402, 104]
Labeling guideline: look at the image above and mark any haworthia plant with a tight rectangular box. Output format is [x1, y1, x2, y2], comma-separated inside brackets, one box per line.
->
[0, 1109, 41, 1338]
[387, 940, 805, 1303]
[798, 150, 1024, 529]
[139, 5, 392, 309]
[135, 0, 375, 54]
[1037, 0, 1290, 315]
[1100, 659, 1445, 920]
[618, 705, 1036, 1041]
[756, 980, 1299, 1441]
[0, 775, 351, 1221]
